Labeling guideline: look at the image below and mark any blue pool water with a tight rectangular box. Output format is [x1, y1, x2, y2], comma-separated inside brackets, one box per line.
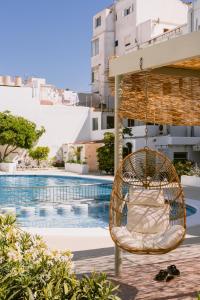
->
[0, 175, 197, 228]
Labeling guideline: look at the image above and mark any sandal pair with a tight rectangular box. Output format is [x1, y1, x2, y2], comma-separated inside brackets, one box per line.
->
[154, 265, 180, 282]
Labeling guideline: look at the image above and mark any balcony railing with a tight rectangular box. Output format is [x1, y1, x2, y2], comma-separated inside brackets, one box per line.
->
[125, 24, 188, 54]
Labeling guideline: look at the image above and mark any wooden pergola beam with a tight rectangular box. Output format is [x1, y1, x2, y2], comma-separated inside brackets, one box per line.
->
[151, 66, 200, 78]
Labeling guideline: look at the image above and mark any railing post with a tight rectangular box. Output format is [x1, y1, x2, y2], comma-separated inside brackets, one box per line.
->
[114, 74, 123, 277]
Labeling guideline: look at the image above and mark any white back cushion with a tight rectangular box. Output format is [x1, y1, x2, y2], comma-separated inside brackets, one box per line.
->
[129, 188, 165, 207]
[126, 203, 170, 234]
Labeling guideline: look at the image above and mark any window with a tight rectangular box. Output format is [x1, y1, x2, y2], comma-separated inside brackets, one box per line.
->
[91, 71, 95, 83]
[115, 40, 118, 47]
[126, 142, 132, 154]
[128, 119, 135, 127]
[173, 152, 188, 162]
[91, 39, 99, 56]
[95, 16, 101, 28]
[92, 118, 98, 131]
[124, 7, 131, 16]
[196, 18, 198, 31]
[107, 116, 114, 129]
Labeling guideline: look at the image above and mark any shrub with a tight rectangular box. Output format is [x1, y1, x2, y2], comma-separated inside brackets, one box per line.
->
[97, 129, 133, 174]
[29, 146, 50, 166]
[97, 132, 115, 174]
[77, 273, 120, 300]
[173, 160, 193, 177]
[0, 214, 120, 300]
[0, 215, 75, 299]
[188, 164, 200, 177]
[52, 160, 65, 168]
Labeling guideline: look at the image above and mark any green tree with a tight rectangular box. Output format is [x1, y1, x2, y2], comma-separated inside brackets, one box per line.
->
[0, 111, 45, 162]
[97, 132, 115, 174]
[29, 146, 50, 166]
[97, 128, 133, 174]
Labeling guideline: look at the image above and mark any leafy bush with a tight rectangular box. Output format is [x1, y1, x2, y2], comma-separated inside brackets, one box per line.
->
[173, 160, 193, 177]
[97, 132, 115, 174]
[52, 160, 65, 168]
[77, 273, 120, 300]
[66, 159, 87, 165]
[188, 164, 200, 177]
[97, 130, 133, 174]
[29, 146, 50, 166]
[0, 214, 120, 300]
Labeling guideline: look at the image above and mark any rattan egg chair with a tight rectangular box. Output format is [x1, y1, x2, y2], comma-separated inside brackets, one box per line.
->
[109, 147, 186, 255]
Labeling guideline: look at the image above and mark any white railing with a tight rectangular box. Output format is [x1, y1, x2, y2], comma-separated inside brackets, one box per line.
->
[125, 24, 188, 54]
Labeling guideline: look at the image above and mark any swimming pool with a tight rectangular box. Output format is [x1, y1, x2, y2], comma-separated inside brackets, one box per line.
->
[0, 175, 197, 228]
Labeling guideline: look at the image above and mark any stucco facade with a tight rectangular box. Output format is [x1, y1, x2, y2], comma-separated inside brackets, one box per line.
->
[91, 0, 188, 103]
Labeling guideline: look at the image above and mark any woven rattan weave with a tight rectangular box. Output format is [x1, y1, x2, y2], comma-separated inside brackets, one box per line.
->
[109, 70, 200, 125]
[109, 148, 186, 255]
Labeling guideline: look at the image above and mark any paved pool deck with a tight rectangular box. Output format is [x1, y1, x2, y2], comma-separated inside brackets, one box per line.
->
[25, 184, 200, 300]
[1, 171, 200, 299]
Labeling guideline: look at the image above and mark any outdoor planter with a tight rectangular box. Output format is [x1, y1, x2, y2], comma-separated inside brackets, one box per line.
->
[181, 175, 200, 187]
[0, 162, 17, 173]
[65, 163, 89, 174]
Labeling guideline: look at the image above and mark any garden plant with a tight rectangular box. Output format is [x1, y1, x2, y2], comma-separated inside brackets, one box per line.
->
[0, 214, 120, 300]
[29, 146, 50, 166]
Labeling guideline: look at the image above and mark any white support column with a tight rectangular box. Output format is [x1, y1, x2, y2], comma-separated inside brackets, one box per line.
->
[114, 74, 123, 276]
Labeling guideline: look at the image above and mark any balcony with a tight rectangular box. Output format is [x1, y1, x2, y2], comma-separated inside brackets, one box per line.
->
[125, 24, 188, 54]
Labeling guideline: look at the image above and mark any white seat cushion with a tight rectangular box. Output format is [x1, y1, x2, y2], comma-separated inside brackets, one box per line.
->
[111, 225, 185, 251]
[126, 203, 170, 234]
[129, 188, 165, 207]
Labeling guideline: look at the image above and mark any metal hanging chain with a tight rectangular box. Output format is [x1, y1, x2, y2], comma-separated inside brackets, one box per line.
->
[140, 57, 149, 148]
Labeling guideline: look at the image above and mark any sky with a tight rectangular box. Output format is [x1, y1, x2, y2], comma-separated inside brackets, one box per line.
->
[0, 0, 112, 92]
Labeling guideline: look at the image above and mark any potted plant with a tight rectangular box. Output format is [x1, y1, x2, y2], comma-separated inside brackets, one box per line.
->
[181, 164, 200, 187]
[65, 146, 89, 174]
[65, 159, 89, 174]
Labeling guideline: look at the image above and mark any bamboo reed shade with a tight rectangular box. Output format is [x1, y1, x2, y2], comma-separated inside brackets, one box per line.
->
[109, 60, 200, 125]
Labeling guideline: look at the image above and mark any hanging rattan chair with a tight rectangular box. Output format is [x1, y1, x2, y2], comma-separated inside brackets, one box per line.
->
[109, 147, 186, 255]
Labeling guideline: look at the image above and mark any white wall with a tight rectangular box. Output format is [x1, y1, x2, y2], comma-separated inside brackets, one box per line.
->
[0, 86, 90, 157]
[0, 86, 39, 122]
[115, 0, 137, 56]
[136, 0, 188, 26]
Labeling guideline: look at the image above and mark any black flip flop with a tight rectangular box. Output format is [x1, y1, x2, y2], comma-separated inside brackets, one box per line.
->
[154, 269, 168, 281]
[167, 265, 180, 276]
[165, 274, 174, 282]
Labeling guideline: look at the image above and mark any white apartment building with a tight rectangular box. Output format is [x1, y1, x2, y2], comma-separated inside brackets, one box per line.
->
[91, 0, 200, 163]
[91, 0, 188, 104]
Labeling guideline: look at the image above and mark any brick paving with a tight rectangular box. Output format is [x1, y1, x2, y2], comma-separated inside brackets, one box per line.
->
[74, 243, 200, 300]
[74, 186, 200, 300]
